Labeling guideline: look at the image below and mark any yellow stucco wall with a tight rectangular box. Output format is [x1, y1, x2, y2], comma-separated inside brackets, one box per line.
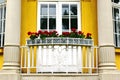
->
[20, 0, 98, 45]
[81, 0, 98, 46]
[0, 49, 3, 69]
[21, 0, 37, 45]
[0, 0, 119, 70]
[116, 53, 120, 70]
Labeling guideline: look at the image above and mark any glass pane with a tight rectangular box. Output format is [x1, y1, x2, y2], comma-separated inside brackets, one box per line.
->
[49, 18, 56, 29]
[40, 18, 47, 29]
[0, 0, 5, 3]
[114, 21, 117, 33]
[70, 5, 77, 15]
[0, 8, 1, 19]
[62, 18, 69, 30]
[114, 0, 119, 3]
[119, 35, 120, 47]
[114, 8, 119, 20]
[4, 6, 6, 18]
[115, 34, 118, 46]
[118, 21, 120, 33]
[2, 34, 4, 47]
[71, 18, 77, 29]
[3, 20, 5, 32]
[49, 5, 56, 15]
[41, 4, 48, 15]
[62, 5, 69, 15]
[0, 21, 1, 33]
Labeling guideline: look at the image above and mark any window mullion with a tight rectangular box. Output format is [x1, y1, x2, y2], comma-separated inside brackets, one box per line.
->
[69, 4, 71, 32]
[56, 2, 62, 34]
[48, 4, 49, 31]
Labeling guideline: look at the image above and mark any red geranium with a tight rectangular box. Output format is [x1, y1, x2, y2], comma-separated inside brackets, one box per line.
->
[86, 33, 92, 39]
[27, 29, 92, 40]
[28, 31, 32, 35]
[27, 31, 38, 40]
[71, 28, 77, 32]
[38, 30, 43, 34]
[62, 32, 70, 37]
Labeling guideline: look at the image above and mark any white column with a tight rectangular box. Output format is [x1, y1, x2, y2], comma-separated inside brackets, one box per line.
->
[97, 0, 116, 72]
[3, 0, 21, 70]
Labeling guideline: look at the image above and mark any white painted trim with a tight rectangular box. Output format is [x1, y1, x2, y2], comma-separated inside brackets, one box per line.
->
[37, 2, 82, 72]
[37, 2, 81, 33]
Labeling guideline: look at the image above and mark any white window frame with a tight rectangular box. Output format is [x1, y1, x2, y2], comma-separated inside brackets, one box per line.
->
[112, 1, 120, 47]
[37, 1, 81, 34]
[0, 2, 6, 47]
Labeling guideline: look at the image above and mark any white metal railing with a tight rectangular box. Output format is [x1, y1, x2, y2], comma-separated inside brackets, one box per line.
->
[20, 38, 98, 74]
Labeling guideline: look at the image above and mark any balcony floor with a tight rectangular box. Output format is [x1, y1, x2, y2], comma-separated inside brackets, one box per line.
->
[21, 73, 99, 80]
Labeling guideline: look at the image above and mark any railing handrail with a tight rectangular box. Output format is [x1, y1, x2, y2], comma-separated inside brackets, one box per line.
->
[26, 38, 93, 47]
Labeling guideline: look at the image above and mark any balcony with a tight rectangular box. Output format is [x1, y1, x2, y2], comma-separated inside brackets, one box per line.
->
[20, 38, 98, 74]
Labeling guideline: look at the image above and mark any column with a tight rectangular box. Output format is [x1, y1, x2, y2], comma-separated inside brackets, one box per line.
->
[3, 0, 21, 70]
[97, 0, 116, 72]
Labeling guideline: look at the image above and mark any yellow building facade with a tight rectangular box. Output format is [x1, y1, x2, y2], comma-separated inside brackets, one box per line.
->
[0, 0, 120, 80]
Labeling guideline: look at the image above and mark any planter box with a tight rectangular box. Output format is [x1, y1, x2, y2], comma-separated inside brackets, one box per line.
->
[26, 38, 93, 46]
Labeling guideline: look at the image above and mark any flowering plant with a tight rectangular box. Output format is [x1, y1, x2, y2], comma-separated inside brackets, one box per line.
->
[38, 30, 59, 39]
[86, 33, 92, 39]
[27, 32, 39, 40]
[27, 28, 92, 40]
[61, 28, 85, 38]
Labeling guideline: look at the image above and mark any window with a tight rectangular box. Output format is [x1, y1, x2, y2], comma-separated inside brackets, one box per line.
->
[38, 2, 80, 34]
[112, 0, 120, 47]
[37, 1, 81, 72]
[0, 2, 6, 47]
[112, 0, 120, 3]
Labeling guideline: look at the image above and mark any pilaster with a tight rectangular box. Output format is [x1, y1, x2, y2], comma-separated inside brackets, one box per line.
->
[3, 0, 21, 70]
[0, 0, 21, 80]
[97, 0, 116, 72]
[97, 0, 120, 80]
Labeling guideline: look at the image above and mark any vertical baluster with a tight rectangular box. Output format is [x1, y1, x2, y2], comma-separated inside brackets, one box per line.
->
[89, 47, 92, 74]
[27, 46, 30, 73]
[24, 47, 27, 68]
[76, 46, 78, 73]
[86, 47, 88, 69]
[20, 47, 23, 73]
[96, 47, 98, 73]
[81, 46, 83, 73]
[36, 46, 38, 72]
[41, 46, 43, 73]
[78, 46, 82, 73]
[32, 46, 34, 67]
[92, 47, 94, 69]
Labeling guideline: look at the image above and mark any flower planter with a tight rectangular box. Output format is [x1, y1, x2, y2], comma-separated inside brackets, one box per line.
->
[26, 38, 93, 46]
[27, 40, 36, 44]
